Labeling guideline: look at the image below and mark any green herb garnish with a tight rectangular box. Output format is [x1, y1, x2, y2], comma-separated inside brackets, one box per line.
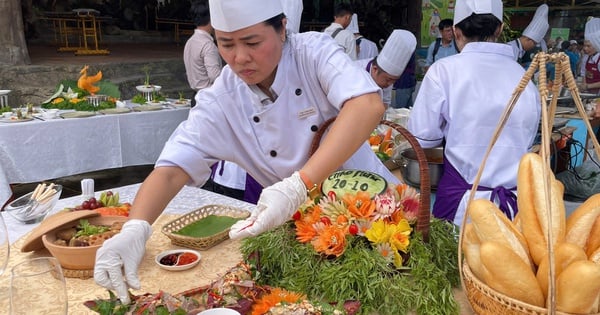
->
[74, 219, 110, 238]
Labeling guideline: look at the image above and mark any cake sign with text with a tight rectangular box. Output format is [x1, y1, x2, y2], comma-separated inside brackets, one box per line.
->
[321, 170, 387, 198]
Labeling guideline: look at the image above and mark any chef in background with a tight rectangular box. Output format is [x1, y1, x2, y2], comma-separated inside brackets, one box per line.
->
[355, 29, 416, 108]
[580, 18, 600, 95]
[94, 0, 397, 304]
[507, 4, 549, 64]
[408, 0, 541, 226]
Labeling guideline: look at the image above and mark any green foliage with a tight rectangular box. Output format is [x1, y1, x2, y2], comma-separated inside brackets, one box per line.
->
[241, 219, 461, 315]
[0, 107, 11, 113]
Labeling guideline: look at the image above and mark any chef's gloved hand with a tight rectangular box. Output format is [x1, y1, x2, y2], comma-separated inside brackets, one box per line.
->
[229, 171, 308, 239]
[94, 219, 152, 304]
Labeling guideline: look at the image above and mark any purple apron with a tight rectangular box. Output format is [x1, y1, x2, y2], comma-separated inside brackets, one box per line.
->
[433, 156, 518, 222]
[211, 161, 262, 205]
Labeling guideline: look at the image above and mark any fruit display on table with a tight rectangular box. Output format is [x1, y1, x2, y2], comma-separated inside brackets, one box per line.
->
[64, 191, 131, 217]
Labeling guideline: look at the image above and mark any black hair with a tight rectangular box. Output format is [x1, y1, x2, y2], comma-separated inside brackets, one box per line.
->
[561, 40, 570, 51]
[334, 2, 353, 17]
[264, 13, 286, 33]
[454, 13, 502, 42]
[190, 0, 210, 27]
[438, 18, 454, 30]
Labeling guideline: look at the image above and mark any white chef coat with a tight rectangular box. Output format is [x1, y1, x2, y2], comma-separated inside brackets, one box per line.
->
[157, 31, 397, 188]
[408, 42, 541, 225]
[357, 37, 379, 60]
[507, 39, 525, 61]
[355, 58, 392, 107]
[323, 23, 358, 60]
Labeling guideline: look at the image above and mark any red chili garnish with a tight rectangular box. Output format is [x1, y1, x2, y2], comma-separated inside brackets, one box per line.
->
[327, 191, 337, 200]
[349, 224, 359, 235]
[320, 217, 331, 225]
[292, 210, 302, 221]
[176, 252, 198, 266]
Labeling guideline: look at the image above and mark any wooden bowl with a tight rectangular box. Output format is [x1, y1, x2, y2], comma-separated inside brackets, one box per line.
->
[42, 215, 127, 270]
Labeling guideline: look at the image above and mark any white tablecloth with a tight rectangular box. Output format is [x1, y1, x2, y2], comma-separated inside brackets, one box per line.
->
[3, 183, 255, 245]
[0, 107, 189, 208]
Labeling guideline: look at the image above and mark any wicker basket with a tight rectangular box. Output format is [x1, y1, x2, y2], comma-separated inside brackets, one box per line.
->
[459, 52, 600, 314]
[162, 204, 250, 250]
[310, 118, 432, 241]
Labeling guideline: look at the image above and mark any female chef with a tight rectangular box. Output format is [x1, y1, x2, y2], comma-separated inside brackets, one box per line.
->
[94, 0, 399, 304]
[407, 0, 541, 227]
[580, 18, 600, 95]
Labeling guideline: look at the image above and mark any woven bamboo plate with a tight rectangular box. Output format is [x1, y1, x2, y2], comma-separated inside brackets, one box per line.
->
[161, 205, 250, 250]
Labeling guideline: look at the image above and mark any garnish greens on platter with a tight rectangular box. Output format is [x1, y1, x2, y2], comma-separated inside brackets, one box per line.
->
[241, 170, 461, 315]
[86, 262, 357, 315]
[41, 65, 120, 111]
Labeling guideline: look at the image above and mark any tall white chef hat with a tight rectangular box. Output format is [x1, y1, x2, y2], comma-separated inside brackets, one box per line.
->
[281, 0, 303, 34]
[347, 13, 359, 34]
[522, 4, 549, 43]
[210, 0, 283, 32]
[377, 30, 417, 77]
[454, 0, 503, 25]
[585, 18, 600, 50]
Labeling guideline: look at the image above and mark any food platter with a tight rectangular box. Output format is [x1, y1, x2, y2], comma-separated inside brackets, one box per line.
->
[0, 117, 34, 123]
[98, 108, 131, 115]
[133, 104, 163, 112]
[60, 111, 96, 119]
[168, 99, 191, 107]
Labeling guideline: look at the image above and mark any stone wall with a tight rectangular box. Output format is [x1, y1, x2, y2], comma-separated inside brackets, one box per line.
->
[0, 58, 192, 106]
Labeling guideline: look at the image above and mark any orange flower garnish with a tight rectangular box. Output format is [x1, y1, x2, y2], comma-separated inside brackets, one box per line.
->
[343, 191, 376, 219]
[295, 220, 317, 243]
[311, 225, 347, 257]
[251, 288, 305, 315]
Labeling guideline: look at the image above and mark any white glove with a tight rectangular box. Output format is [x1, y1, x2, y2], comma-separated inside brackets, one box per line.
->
[229, 171, 307, 239]
[94, 219, 152, 304]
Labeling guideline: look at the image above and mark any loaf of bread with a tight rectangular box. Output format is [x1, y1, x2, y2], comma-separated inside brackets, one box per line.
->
[468, 199, 533, 269]
[479, 241, 545, 308]
[462, 222, 485, 281]
[517, 153, 566, 266]
[556, 260, 600, 314]
[590, 247, 600, 265]
[536, 242, 587, 301]
[566, 193, 600, 252]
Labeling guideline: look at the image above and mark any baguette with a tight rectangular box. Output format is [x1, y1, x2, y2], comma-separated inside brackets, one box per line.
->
[556, 260, 600, 314]
[468, 199, 533, 269]
[462, 222, 485, 281]
[517, 153, 566, 266]
[566, 193, 600, 250]
[586, 213, 600, 257]
[536, 242, 587, 301]
[591, 246, 600, 264]
[479, 241, 544, 308]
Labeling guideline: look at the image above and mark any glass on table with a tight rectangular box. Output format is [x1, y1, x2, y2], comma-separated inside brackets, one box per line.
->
[10, 257, 67, 315]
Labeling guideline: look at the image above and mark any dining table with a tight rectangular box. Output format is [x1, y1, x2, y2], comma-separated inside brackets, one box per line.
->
[0, 104, 190, 209]
[0, 181, 476, 314]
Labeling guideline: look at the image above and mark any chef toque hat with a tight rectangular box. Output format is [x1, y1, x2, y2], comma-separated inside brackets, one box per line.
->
[347, 13, 359, 34]
[281, 0, 303, 34]
[377, 30, 417, 77]
[210, 0, 283, 32]
[522, 4, 549, 43]
[454, 0, 503, 25]
[586, 18, 600, 50]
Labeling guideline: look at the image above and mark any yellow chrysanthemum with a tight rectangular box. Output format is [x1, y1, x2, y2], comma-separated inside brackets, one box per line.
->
[389, 219, 412, 253]
[393, 250, 404, 268]
[364, 220, 394, 244]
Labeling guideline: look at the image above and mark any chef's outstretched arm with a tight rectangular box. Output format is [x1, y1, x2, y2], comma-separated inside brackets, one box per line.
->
[229, 92, 385, 239]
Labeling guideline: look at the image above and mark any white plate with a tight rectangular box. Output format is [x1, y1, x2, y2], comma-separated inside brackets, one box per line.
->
[134, 104, 163, 112]
[155, 249, 201, 271]
[0, 117, 33, 123]
[99, 108, 132, 115]
[60, 111, 96, 119]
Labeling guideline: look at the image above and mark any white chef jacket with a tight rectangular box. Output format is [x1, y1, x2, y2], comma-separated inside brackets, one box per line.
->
[507, 39, 525, 61]
[407, 42, 541, 225]
[355, 58, 392, 107]
[323, 23, 357, 60]
[357, 37, 379, 60]
[157, 31, 397, 188]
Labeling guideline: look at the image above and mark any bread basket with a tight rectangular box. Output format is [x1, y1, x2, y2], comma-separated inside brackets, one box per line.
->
[459, 52, 600, 315]
[161, 204, 250, 250]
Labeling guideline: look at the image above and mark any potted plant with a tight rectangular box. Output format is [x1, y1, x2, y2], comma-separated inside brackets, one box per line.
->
[136, 65, 161, 93]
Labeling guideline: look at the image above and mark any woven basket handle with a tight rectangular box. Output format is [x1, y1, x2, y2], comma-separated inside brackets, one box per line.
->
[310, 117, 431, 242]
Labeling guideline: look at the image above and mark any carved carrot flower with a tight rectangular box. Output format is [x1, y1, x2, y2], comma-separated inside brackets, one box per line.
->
[251, 288, 305, 315]
[311, 225, 347, 257]
[343, 191, 375, 219]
